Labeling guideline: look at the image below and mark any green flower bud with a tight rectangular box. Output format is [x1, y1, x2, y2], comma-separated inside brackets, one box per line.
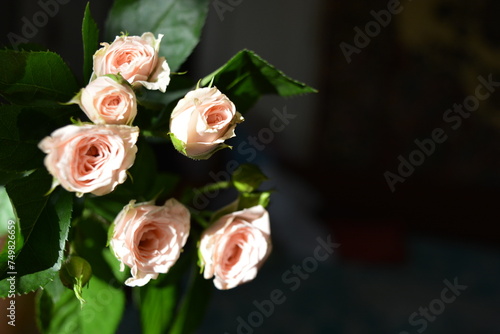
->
[59, 255, 92, 306]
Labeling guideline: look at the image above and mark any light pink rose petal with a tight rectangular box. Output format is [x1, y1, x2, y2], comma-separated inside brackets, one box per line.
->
[110, 198, 191, 287]
[38, 124, 139, 196]
[77, 76, 137, 125]
[169, 87, 242, 158]
[92, 33, 169, 92]
[199, 205, 272, 290]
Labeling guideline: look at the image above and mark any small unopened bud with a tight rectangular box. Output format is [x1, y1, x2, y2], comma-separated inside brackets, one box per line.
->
[59, 255, 92, 306]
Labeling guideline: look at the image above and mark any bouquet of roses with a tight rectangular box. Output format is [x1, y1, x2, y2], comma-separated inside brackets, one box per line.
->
[0, 1, 315, 333]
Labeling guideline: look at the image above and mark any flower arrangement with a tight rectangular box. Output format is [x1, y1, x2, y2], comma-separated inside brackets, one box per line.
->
[0, 1, 315, 333]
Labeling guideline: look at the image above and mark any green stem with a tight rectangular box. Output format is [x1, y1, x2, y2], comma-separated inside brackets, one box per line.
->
[182, 181, 232, 209]
[194, 181, 231, 196]
[191, 212, 210, 229]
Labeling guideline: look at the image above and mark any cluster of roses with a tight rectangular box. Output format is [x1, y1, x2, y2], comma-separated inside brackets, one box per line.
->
[37, 33, 271, 290]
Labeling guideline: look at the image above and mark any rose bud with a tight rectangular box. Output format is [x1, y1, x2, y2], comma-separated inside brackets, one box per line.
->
[93, 32, 170, 92]
[199, 205, 272, 290]
[59, 255, 92, 289]
[169, 86, 244, 160]
[71, 75, 137, 125]
[110, 198, 191, 287]
[59, 255, 92, 305]
[38, 124, 139, 197]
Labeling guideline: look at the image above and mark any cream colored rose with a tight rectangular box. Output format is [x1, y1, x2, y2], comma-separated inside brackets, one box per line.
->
[169, 86, 244, 159]
[74, 76, 137, 125]
[38, 124, 139, 197]
[93, 32, 170, 92]
[110, 198, 191, 287]
[199, 205, 271, 290]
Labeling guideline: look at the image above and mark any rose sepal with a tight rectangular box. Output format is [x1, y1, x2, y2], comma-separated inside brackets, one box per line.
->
[168, 131, 233, 160]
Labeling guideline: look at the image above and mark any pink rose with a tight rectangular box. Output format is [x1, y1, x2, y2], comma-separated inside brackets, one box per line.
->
[199, 205, 272, 290]
[73, 75, 137, 125]
[110, 198, 191, 287]
[169, 87, 244, 159]
[93, 32, 170, 92]
[38, 124, 139, 197]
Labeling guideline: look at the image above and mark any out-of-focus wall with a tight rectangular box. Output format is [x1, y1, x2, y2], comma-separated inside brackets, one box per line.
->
[191, 0, 322, 166]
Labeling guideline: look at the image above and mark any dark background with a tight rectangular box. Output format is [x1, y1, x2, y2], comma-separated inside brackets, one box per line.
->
[2, 0, 500, 333]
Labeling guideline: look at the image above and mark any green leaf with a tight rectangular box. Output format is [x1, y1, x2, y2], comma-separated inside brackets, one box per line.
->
[169, 131, 233, 160]
[82, 3, 100, 82]
[0, 186, 15, 235]
[126, 138, 158, 199]
[0, 104, 80, 172]
[84, 197, 126, 224]
[0, 210, 24, 272]
[147, 172, 181, 203]
[0, 171, 73, 296]
[43, 274, 67, 303]
[5, 169, 52, 247]
[139, 236, 207, 334]
[0, 169, 27, 185]
[37, 275, 125, 334]
[232, 163, 268, 193]
[35, 276, 71, 332]
[0, 105, 44, 172]
[74, 214, 126, 284]
[38, 286, 79, 334]
[201, 50, 318, 113]
[237, 191, 272, 210]
[168, 264, 211, 334]
[168, 132, 187, 156]
[140, 284, 178, 334]
[0, 50, 79, 105]
[36, 279, 57, 332]
[105, 0, 210, 72]
[102, 248, 128, 283]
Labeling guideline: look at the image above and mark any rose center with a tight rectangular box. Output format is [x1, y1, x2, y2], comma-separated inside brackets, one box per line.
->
[86, 145, 100, 157]
[225, 242, 243, 267]
[139, 229, 161, 253]
[103, 95, 121, 110]
[116, 51, 134, 67]
[206, 112, 226, 126]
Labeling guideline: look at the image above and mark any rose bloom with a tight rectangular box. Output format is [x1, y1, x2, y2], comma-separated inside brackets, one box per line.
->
[38, 124, 139, 197]
[169, 86, 244, 159]
[93, 32, 170, 92]
[110, 198, 191, 287]
[199, 205, 272, 290]
[74, 75, 137, 125]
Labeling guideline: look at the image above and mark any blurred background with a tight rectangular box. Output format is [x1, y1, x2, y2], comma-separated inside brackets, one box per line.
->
[2, 0, 500, 333]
